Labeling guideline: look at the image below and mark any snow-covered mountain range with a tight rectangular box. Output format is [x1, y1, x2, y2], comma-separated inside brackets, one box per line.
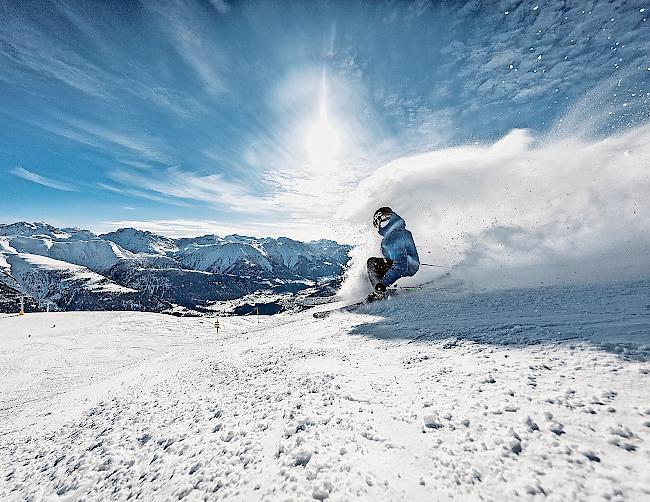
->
[0, 222, 351, 313]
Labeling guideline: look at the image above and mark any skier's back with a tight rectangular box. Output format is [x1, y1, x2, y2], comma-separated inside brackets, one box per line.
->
[367, 207, 419, 299]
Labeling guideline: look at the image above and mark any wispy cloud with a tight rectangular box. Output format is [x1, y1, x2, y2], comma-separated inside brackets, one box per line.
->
[10, 166, 76, 192]
[208, 0, 231, 15]
[0, 1, 206, 119]
[429, 0, 650, 136]
[145, 0, 228, 97]
[96, 183, 190, 207]
[71, 121, 169, 162]
[0, 6, 111, 98]
[33, 119, 169, 164]
[106, 166, 270, 214]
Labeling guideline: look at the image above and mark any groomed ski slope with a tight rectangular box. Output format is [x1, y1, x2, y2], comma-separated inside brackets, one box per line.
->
[1, 280, 649, 501]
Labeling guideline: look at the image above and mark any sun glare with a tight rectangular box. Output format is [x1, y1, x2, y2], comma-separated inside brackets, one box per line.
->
[305, 75, 341, 165]
[305, 114, 341, 164]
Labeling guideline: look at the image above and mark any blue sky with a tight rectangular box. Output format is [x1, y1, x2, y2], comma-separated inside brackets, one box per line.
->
[1, 0, 648, 240]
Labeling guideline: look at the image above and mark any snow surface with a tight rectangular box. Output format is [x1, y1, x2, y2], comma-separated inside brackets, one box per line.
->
[1, 280, 649, 500]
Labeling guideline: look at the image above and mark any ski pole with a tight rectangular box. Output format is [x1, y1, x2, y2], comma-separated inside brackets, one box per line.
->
[420, 263, 446, 268]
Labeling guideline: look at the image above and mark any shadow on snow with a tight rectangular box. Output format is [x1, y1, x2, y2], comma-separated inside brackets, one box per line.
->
[346, 279, 650, 362]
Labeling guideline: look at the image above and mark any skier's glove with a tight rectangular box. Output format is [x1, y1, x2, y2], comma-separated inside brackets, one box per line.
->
[375, 282, 387, 293]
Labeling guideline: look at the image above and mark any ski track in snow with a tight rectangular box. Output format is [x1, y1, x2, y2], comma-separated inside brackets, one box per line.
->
[1, 281, 649, 501]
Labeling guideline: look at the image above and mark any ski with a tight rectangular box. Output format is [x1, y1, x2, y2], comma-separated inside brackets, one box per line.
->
[312, 272, 452, 319]
[312, 298, 381, 318]
[298, 295, 341, 307]
[312, 300, 366, 318]
[312, 290, 398, 318]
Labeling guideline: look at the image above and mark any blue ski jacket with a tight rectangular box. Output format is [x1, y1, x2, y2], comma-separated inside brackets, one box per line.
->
[378, 213, 420, 287]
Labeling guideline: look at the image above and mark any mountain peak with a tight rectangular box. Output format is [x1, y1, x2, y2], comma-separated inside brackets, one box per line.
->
[0, 221, 69, 239]
[101, 227, 178, 255]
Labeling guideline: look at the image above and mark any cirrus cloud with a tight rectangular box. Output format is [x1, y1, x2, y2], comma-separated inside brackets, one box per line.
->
[10, 166, 76, 192]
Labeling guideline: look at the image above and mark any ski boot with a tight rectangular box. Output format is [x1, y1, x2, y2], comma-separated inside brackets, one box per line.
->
[366, 290, 387, 303]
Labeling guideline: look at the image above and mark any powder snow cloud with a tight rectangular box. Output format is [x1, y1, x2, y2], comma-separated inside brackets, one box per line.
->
[338, 124, 650, 291]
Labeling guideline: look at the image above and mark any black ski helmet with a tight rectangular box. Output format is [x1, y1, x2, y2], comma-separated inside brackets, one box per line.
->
[373, 206, 393, 228]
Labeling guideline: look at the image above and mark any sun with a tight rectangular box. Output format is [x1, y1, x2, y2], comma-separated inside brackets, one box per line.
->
[305, 75, 341, 165]
[305, 113, 341, 164]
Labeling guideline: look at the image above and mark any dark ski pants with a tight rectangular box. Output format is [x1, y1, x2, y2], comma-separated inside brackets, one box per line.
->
[367, 257, 393, 288]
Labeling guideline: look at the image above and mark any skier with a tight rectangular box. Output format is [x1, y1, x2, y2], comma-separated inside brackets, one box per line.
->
[367, 207, 420, 300]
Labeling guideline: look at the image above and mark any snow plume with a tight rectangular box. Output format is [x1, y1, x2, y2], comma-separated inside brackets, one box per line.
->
[337, 126, 650, 294]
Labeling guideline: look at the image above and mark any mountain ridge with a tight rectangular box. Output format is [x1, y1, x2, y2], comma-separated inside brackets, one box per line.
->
[0, 222, 351, 314]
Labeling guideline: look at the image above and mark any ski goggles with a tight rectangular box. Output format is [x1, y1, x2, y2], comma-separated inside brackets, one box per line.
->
[373, 212, 392, 228]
